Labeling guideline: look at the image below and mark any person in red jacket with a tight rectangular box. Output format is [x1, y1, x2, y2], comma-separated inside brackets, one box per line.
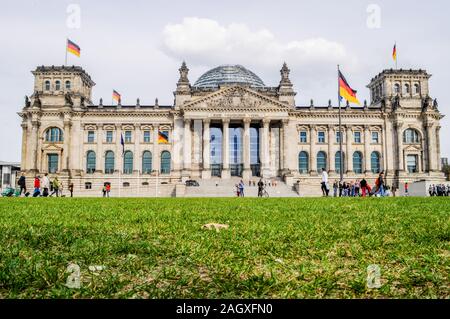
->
[33, 176, 41, 197]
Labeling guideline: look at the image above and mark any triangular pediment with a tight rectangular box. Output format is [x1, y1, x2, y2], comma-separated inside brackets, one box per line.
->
[182, 86, 290, 113]
[42, 143, 63, 151]
[404, 144, 422, 152]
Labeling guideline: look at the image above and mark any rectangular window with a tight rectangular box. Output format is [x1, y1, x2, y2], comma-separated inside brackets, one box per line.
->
[48, 154, 59, 173]
[106, 131, 113, 143]
[143, 131, 151, 143]
[354, 131, 361, 143]
[407, 155, 418, 173]
[317, 131, 325, 143]
[372, 132, 379, 144]
[125, 131, 132, 143]
[299, 131, 307, 143]
[87, 131, 95, 143]
[336, 131, 341, 143]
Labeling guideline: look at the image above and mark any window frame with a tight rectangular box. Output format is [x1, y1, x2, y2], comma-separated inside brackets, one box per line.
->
[317, 131, 326, 144]
[299, 131, 307, 143]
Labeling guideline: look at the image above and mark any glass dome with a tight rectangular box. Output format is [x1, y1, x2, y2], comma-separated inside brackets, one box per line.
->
[193, 65, 266, 88]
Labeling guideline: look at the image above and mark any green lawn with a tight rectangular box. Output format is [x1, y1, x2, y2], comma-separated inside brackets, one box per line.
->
[0, 198, 448, 299]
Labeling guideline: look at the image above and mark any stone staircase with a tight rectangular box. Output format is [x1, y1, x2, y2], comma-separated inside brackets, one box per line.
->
[184, 177, 300, 198]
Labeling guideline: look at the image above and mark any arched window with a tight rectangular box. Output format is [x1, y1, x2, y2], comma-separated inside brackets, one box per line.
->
[45, 127, 63, 142]
[403, 129, 420, 144]
[298, 151, 309, 174]
[371, 152, 381, 174]
[55, 80, 61, 91]
[353, 151, 363, 174]
[317, 151, 327, 172]
[45, 80, 51, 91]
[161, 151, 171, 174]
[404, 83, 410, 95]
[86, 151, 96, 174]
[335, 151, 345, 173]
[142, 151, 152, 174]
[105, 151, 115, 174]
[123, 151, 133, 174]
[393, 83, 400, 94]
[414, 83, 420, 95]
[65, 80, 71, 90]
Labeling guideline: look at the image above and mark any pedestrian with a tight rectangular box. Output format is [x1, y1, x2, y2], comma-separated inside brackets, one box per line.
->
[105, 183, 111, 197]
[338, 181, 343, 197]
[333, 180, 338, 197]
[257, 178, 264, 197]
[33, 176, 41, 197]
[321, 168, 329, 197]
[41, 173, 50, 197]
[404, 182, 409, 197]
[355, 180, 360, 197]
[360, 178, 368, 197]
[68, 183, 74, 197]
[18, 173, 27, 196]
[239, 180, 245, 197]
[50, 177, 60, 197]
[102, 185, 107, 197]
[428, 184, 433, 197]
[235, 184, 240, 197]
[375, 172, 385, 197]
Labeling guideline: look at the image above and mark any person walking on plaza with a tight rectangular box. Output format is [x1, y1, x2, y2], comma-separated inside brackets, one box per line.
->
[257, 178, 264, 197]
[33, 176, 41, 197]
[41, 173, 50, 197]
[105, 183, 111, 197]
[239, 180, 245, 197]
[102, 185, 107, 197]
[404, 182, 409, 197]
[18, 173, 27, 196]
[50, 177, 60, 197]
[321, 168, 329, 197]
[68, 183, 74, 197]
[360, 178, 369, 197]
[375, 172, 385, 197]
[333, 180, 338, 197]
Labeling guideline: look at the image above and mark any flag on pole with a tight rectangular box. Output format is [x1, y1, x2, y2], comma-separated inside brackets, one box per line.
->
[338, 70, 361, 105]
[67, 39, 81, 57]
[392, 44, 397, 62]
[113, 90, 121, 103]
[120, 133, 125, 155]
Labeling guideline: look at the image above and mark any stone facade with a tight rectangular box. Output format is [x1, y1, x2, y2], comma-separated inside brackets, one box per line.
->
[18, 63, 445, 196]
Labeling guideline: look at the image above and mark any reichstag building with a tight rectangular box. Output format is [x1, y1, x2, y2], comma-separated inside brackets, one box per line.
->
[18, 62, 445, 196]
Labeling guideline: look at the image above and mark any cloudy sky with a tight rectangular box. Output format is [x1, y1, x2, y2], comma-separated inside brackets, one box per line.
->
[0, 0, 449, 162]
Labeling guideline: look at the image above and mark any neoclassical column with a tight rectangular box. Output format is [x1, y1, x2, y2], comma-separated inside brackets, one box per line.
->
[364, 125, 371, 174]
[183, 119, 192, 173]
[328, 125, 335, 173]
[201, 119, 211, 179]
[20, 122, 28, 171]
[96, 124, 103, 173]
[62, 119, 72, 173]
[243, 118, 252, 180]
[346, 125, 353, 173]
[260, 119, 270, 178]
[282, 119, 291, 174]
[115, 124, 123, 173]
[152, 124, 160, 173]
[426, 122, 436, 172]
[134, 123, 141, 174]
[395, 121, 404, 172]
[30, 120, 40, 172]
[436, 125, 441, 171]
[309, 124, 316, 174]
[222, 118, 230, 179]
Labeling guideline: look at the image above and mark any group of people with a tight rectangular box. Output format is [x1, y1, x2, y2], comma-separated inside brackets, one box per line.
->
[17, 173, 73, 197]
[428, 184, 450, 196]
[321, 169, 406, 197]
[234, 178, 274, 197]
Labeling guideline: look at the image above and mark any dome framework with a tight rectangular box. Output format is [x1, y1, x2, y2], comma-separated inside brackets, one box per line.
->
[193, 65, 266, 88]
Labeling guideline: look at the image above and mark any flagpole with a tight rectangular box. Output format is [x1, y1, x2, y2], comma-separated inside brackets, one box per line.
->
[395, 41, 398, 70]
[338, 65, 344, 184]
[65, 38, 68, 66]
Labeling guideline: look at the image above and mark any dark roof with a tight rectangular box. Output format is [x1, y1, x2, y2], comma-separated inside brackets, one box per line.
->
[33, 65, 95, 86]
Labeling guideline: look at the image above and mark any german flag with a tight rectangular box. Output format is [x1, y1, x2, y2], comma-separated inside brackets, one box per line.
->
[112, 90, 121, 102]
[67, 39, 81, 57]
[392, 44, 397, 62]
[339, 70, 360, 105]
[158, 130, 169, 144]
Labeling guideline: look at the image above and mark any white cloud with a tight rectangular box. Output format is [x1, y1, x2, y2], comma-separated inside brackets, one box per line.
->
[161, 17, 358, 81]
